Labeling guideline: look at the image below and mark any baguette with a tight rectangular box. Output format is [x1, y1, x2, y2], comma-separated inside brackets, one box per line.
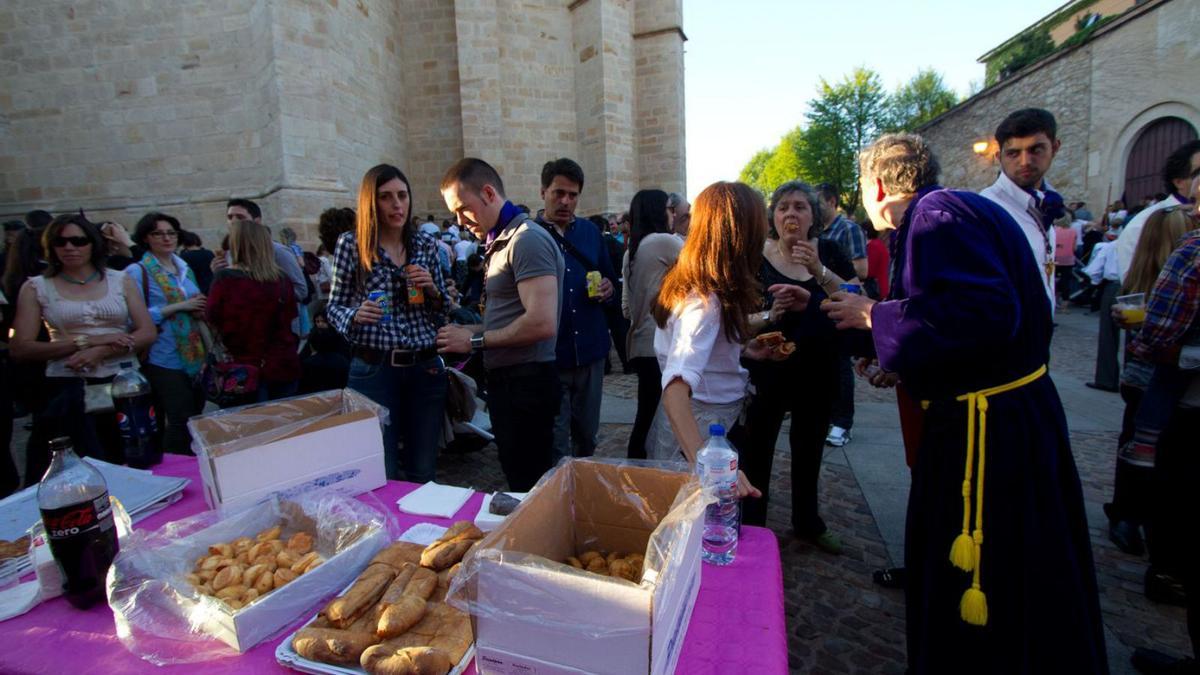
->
[292, 627, 380, 666]
[323, 567, 396, 628]
[419, 523, 483, 571]
[360, 645, 452, 675]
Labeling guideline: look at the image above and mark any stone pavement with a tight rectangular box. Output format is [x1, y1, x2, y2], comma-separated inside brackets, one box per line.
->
[4, 305, 1189, 673]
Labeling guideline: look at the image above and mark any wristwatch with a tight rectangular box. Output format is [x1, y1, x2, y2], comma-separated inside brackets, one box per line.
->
[470, 332, 486, 352]
[758, 310, 770, 324]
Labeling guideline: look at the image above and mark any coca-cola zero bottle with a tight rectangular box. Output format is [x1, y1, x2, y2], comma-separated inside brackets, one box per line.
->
[38, 436, 120, 609]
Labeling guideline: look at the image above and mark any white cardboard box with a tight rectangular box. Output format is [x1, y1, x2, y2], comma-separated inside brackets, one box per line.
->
[188, 389, 387, 515]
[464, 460, 705, 675]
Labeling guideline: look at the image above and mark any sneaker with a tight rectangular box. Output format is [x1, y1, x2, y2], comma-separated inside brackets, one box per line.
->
[810, 531, 843, 555]
[825, 426, 851, 447]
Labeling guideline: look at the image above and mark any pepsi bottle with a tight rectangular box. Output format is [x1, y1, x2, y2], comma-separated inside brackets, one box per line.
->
[111, 362, 161, 468]
[38, 437, 120, 609]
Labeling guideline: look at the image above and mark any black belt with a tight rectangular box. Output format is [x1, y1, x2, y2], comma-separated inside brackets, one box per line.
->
[354, 347, 440, 367]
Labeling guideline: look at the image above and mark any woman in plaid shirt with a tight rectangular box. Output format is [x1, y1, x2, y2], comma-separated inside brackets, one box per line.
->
[325, 164, 450, 482]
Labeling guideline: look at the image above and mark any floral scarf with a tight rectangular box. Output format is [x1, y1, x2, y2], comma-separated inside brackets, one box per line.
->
[141, 253, 206, 377]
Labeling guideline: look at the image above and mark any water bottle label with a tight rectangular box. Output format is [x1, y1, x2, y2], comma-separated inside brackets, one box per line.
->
[42, 492, 113, 540]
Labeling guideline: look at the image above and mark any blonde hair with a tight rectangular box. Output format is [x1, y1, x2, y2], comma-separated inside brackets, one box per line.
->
[228, 220, 282, 283]
[1123, 207, 1197, 296]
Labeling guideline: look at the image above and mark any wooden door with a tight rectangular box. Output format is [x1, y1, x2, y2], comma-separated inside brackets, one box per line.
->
[1124, 116, 1198, 206]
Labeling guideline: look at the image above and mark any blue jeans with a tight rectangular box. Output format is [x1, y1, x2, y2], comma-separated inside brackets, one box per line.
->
[553, 359, 604, 459]
[348, 355, 448, 482]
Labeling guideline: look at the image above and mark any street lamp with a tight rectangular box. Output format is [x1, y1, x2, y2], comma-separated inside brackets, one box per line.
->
[972, 141, 990, 155]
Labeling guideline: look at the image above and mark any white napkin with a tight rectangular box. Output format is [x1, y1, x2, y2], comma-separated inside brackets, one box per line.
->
[474, 492, 528, 532]
[0, 580, 41, 623]
[397, 523, 448, 546]
[396, 482, 473, 519]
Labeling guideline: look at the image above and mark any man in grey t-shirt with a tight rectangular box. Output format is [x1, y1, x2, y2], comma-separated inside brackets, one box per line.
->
[437, 158, 564, 491]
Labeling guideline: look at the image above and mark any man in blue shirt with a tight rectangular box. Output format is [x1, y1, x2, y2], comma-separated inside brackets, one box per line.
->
[817, 183, 867, 448]
[536, 158, 618, 458]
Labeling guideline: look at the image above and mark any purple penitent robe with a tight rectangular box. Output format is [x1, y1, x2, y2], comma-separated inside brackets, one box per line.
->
[870, 186, 1108, 674]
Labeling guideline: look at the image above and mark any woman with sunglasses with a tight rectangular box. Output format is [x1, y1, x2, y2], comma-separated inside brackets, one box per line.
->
[10, 215, 155, 479]
[127, 212, 207, 455]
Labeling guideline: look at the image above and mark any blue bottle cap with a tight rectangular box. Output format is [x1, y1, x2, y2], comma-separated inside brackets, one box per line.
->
[708, 424, 725, 437]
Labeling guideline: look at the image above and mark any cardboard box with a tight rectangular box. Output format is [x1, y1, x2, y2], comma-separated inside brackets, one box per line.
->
[462, 459, 705, 675]
[107, 496, 389, 654]
[188, 389, 387, 515]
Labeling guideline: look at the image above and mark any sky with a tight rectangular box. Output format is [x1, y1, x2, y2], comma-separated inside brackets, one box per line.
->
[682, 0, 1068, 199]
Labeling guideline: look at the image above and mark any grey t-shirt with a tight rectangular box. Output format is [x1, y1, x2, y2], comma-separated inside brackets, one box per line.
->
[483, 215, 565, 369]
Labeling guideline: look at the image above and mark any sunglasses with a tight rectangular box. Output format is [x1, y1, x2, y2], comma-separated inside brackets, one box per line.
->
[51, 236, 92, 248]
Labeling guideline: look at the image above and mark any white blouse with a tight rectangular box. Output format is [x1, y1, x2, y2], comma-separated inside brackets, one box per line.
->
[654, 292, 748, 404]
[31, 270, 133, 378]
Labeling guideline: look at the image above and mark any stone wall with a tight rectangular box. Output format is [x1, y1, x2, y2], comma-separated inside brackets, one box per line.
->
[0, 0, 687, 248]
[919, 0, 1198, 214]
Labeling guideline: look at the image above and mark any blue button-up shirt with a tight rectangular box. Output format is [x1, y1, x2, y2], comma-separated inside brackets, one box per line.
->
[536, 216, 617, 368]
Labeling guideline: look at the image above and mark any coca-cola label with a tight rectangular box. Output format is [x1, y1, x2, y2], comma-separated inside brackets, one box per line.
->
[42, 493, 113, 540]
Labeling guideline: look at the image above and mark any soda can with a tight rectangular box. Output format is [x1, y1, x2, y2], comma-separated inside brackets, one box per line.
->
[586, 271, 602, 299]
[838, 282, 862, 295]
[367, 289, 391, 324]
[404, 266, 425, 305]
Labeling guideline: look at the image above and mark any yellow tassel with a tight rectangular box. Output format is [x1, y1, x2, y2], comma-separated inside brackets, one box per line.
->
[949, 533, 976, 571]
[960, 585, 988, 626]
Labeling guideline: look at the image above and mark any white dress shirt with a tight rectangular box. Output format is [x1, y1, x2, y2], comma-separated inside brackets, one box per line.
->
[1113, 195, 1183, 282]
[980, 171, 1056, 311]
[654, 292, 748, 404]
[1082, 241, 1120, 285]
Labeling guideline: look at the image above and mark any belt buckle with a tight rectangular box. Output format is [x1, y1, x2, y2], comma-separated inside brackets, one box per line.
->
[390, 350, 416, 367]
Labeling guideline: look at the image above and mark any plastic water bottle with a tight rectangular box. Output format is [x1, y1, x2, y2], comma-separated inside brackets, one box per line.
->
[111, 362, 160, 468]
[696, 424, 739, 565]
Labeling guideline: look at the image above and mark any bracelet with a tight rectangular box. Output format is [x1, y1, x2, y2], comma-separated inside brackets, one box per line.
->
[819, 266, 833, 287]
[73, 335, 90, 351]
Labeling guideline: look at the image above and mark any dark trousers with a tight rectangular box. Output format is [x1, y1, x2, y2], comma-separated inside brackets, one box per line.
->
[1109, 385, 1154, 525]
[604, 291, 630, 369]
[142, 363, 205, 455]
[28, 376, 121, 482]
[627, 357, 661, 459]
[349, 355, 448, 483]
[733, 362, 834, 535]
[0, 352, 16, 497]
[830, 356, 855, 430]
[487, 361, 560, 492]
[1093, 280, 1121, 389]
[1148, 407, 1199, 658]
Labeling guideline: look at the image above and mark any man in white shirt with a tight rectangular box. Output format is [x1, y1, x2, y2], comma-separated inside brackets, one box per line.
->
[980, 108, 1064, 315]
[1112, 140, 1200, 280]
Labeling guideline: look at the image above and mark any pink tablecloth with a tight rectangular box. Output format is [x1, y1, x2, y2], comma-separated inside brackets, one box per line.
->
[0, 454, 787, 674]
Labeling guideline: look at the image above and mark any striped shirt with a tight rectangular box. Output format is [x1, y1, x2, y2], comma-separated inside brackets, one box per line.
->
[326, 230, 449, 350]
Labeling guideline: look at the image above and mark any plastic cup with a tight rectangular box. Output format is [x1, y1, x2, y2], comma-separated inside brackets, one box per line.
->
[1114, 292, 1145, 323]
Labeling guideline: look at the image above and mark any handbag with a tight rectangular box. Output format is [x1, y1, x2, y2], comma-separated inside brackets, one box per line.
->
[197, 321, 261, 406]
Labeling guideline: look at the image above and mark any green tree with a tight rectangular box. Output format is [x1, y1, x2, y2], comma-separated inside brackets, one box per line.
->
[738, 148, 773, 196]
[888, 68, 959, 131]
[803, 67, 889, 212]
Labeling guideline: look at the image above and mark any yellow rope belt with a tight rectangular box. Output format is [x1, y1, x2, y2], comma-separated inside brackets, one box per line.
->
[921, 364, 1047, 627]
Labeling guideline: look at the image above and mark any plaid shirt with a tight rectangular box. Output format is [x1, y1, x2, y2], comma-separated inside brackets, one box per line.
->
[821, 214, 867, 261]
[1130, 229, 1200, 361]
[326, 230, 449, 350]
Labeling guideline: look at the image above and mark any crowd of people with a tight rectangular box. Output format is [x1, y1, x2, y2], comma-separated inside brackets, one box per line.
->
[0, 103, 1197, 673]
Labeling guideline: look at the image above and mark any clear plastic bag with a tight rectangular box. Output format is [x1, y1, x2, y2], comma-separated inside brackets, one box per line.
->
[445, 457, 706, 641]
[106, 492, 391, 665]
[188, 388, 388, 459]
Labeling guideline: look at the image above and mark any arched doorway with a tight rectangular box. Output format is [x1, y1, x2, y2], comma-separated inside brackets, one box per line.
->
[1123, 116, 1198, 207]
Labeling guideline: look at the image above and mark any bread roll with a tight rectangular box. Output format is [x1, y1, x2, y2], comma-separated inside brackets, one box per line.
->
[371, 542, 425, 570]
[420, 522, 484, 571]
[376, 595, 427, 639]
[292, 627, 380, 666]
[360, 645, 452, 675]
[324, 567, 395, 628]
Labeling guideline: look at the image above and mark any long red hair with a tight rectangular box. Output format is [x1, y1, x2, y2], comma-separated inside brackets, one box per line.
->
[652, 182, 766, 342]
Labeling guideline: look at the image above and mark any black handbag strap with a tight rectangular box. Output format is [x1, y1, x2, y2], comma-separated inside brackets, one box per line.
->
[537, 220, 599, 272]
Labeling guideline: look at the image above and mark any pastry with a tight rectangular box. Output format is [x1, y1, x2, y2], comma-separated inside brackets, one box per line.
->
[776, 341, 796, 356]
[360, 645, 452, 675]
[755, 330, 785, 346]
[420, 522, 484, 571]
[372, 542, 426, 570]
[292, 627, 380, 666]
[374, 603, 473, 665]
[287, 532, 314, 555]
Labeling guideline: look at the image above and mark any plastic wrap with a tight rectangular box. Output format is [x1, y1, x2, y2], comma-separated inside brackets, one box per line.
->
[445, 457, 707, 640]
[188, 388, 388, 459]
[106, 492, 390, 665]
